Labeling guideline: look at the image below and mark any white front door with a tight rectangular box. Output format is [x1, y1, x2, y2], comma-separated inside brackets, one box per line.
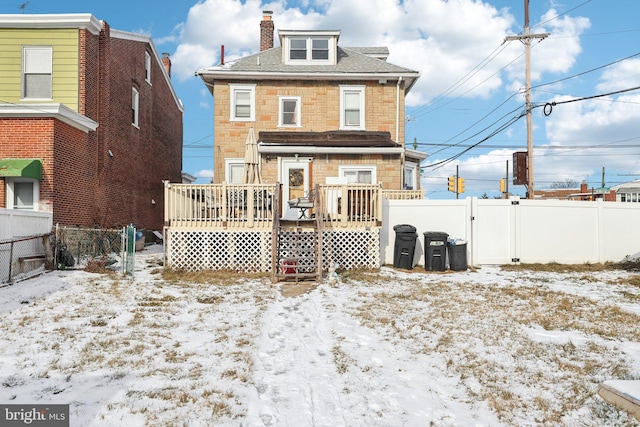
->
[281, 159, 310, 218]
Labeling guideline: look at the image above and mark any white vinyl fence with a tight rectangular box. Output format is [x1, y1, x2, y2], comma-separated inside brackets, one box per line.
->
[0, 209, 52, 240]
[382, 198, 640, 267]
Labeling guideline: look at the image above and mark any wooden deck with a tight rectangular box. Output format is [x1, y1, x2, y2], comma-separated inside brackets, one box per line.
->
[163, 182, 422, 230]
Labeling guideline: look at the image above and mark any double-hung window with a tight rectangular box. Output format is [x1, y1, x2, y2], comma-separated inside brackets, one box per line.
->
[279, 96, 301, 127]
[23, 46, 52, 99]
[132, 87, 139, 127]
[339, 165, 375, 184]
[225, 159, 244, 184]
[230, 84, 256, 121]
[340, 85, 365, 130]
[145, 51, 152, 84]
[404, 162, 418, 190]
[284, 36, 334, 65]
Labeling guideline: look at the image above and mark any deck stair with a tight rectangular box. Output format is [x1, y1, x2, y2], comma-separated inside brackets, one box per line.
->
[272, 185, 323, 283]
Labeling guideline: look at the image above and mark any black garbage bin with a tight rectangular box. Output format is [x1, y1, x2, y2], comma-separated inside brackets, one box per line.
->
[393, 224, 417, 269]
[423, 231, 448, 271]
[448, 241, 468, 271]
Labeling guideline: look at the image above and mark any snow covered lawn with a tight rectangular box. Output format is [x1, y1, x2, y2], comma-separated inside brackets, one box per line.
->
[1, 246, 639, 426]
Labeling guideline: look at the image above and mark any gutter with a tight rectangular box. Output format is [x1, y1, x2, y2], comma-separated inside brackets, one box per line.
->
[257, 144, 404, 155]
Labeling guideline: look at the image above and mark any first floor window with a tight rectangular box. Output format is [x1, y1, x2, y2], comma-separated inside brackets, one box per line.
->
[6, 179, 39, 210]
[23, 46, 52, 99]
[404, 162, 417, 190]
[225, 159, 244, 184]
[339, 165, 375, 184]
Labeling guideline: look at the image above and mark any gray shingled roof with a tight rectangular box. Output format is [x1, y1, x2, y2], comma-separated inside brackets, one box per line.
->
[205, 46, 417, 75]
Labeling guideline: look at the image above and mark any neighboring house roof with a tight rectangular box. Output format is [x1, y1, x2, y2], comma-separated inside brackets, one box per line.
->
[196, 46, 420, 93]
[611, 179, 640, 193]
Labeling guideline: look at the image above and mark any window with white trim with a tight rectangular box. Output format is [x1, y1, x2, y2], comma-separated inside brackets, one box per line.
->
[404, 161, 417, 190]
[339, 165, 375, 184]
[6, 178, 39, 211]
[225, 159, 244, 184]
[22, 46, 52, 99]
[285, 37, 333, 65]
[229, 84, 256, 121]
[145, 51, 151, 84]
[132, 87, 139, 127]
[340, 85, 365, 130]
[279, 96, 301, 127]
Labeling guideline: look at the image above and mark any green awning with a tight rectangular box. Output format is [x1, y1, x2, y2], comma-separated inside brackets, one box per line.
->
[0, 159, 42, 180]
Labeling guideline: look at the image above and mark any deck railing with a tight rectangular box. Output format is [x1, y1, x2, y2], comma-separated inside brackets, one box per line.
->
[164, 182, 422, 229]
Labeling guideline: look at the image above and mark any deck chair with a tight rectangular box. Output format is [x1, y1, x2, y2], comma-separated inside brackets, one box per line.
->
[287, 189, 315, 219]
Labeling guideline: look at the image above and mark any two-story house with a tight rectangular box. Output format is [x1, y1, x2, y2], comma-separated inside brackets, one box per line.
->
[0, 13, 183, 230]
[196, 11, 425, 219]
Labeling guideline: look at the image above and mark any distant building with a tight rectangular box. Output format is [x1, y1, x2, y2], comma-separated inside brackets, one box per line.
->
[535, 180, 617, 201]
[0, 14, 184, 230]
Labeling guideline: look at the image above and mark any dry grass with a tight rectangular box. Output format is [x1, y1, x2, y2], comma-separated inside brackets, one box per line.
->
[349, 271, 640, 425]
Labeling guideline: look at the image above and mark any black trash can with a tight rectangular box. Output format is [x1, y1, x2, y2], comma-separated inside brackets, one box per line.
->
[448, 241, 468, 271]
[393, 224, 418, 269]
[423, 232, 448, 271]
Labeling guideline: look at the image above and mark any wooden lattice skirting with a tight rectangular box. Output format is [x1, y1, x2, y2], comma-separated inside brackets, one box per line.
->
[165, 227, 380, 272]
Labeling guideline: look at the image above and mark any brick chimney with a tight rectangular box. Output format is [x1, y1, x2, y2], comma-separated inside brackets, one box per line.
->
[162, 53, 171, 78]
[260, 10, 274, 51]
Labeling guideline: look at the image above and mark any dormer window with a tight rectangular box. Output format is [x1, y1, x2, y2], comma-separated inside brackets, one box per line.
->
[280, 30, 339, 65]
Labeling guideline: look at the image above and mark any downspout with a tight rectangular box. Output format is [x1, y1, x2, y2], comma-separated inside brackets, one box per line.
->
[396, 76, 404, 188]
[396, 76, 402, 143]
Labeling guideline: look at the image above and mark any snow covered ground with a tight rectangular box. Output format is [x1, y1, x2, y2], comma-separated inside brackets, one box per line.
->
[1, 245, 639, 426]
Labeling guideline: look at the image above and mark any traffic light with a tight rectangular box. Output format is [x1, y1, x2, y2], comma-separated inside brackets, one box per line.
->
[500, 178, 505, 193]
[447, 176, 456, 192]
[457, 177, 465, 193]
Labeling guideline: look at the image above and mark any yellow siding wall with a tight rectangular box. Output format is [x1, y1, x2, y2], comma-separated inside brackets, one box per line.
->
[213, 80, 406, 187]
[0, 28, 79, 110]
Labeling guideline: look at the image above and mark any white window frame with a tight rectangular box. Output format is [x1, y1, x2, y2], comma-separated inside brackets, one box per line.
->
[229, 84, 256, 122]
[5, 178, 39, 211]
[338, 165, 376, 184]
[22, 46, 53, 100]
[145, 51, 152, 84]
[404, 161, 418, 190]
[132, 87, 140, 128]
[225, 158, 244, 184]
[278, 96, 301, 127]
[339, 85, 365, 130]
[284, 36, 333, 65]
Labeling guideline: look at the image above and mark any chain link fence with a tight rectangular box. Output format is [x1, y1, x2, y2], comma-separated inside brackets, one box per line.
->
[1, 226, 129, 286]
[0, 233, 52, 285]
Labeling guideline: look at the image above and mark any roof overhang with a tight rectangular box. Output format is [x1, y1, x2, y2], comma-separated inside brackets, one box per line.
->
[0, 103, 99, 132]
[405, 148, 429, 161]
[0, 13, 102, 35]
[257, 130, 404, 155]
[196, 70, 420, 95]
[0, 158, 42, 180]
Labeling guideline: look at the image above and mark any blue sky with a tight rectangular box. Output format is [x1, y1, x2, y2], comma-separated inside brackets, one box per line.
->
[3, 0, 640, 198]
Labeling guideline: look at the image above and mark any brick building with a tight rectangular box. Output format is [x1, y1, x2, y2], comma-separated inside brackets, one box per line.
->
[0, 14, 183, 230]
[196, 11, 426, 218]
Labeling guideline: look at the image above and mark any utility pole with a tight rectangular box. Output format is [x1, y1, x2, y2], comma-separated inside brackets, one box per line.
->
[505, 0, 549, 199]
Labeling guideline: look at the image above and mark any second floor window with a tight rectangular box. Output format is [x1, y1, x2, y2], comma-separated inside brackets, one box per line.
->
[132, 87, 139, 127]
[145, 51, 151, 84]
[340, 86, 365, 130]
[285, 36, 333, 65]
[279, 96, 301, 127]
[23, 46, 52, 99]
[230, 84, 256, 121]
